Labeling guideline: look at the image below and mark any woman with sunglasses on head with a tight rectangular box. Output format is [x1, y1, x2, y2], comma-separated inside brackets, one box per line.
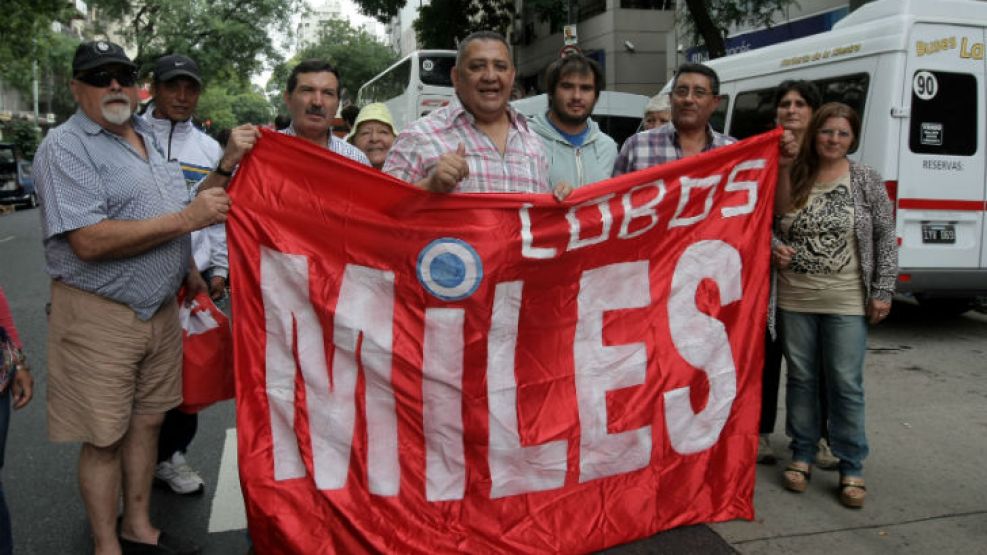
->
[759, 81, 841, 470]
[773, 102, 897, 508]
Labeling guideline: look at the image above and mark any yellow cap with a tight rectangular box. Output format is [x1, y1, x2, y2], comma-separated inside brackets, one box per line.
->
[347, 103, 397, 143]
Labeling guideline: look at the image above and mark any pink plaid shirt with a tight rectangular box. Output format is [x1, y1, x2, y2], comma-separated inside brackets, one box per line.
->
[383, 98, 550, 193]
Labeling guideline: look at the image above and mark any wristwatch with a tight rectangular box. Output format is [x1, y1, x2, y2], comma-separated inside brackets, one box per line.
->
[214, 161, 235, 177]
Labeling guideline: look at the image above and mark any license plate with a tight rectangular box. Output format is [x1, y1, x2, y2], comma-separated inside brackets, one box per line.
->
[922, 223, 955, 244]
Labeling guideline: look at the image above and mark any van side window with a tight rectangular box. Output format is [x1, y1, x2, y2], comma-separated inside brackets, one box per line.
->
[729, 73, 870, 151]
[815, 74, 869, 125]
[909, 70, 977, 156]
[712, 95, 729, 134]
[729, 89, 775, 140]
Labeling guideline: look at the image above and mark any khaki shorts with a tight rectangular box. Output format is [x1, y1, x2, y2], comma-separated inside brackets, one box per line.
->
[47, 281, 182, 447]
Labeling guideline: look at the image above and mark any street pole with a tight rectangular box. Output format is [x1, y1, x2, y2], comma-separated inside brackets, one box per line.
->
[33, 60, 40, 126]
[32, 37, 40, 126]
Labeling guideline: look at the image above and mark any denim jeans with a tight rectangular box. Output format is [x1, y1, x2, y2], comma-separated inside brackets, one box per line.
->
[779, 309, 869, 477]
[0, 388, 11, 555]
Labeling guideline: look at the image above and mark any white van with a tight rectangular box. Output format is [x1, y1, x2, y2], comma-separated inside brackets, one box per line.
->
[665, 0, 987, 312]
[511, 91, 649, 149]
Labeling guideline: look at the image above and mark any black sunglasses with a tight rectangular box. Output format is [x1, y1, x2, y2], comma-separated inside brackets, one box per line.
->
[76, 68, 139, 88]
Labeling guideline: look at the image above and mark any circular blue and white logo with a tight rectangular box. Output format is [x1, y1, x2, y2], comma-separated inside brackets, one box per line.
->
[416, 238, 483, 301]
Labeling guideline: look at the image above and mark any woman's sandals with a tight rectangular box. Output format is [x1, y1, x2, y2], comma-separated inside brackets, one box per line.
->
[783, 463, 811, 493]
[839, 477, 867, 508]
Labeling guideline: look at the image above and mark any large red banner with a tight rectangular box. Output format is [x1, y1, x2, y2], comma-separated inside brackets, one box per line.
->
[228, 128, 780, 554]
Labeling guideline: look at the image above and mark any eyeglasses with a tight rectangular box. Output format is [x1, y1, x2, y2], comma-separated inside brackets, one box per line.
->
[672, 86, 712, 99]
[818, 128, 852, 139]
[75, 68, 138, 88]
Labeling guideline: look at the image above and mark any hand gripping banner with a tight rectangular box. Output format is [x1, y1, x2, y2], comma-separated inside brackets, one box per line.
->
[228, 128, 781, 554]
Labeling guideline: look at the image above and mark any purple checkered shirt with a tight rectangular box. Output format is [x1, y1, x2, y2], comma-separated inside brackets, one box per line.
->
[612, 123, 736, 176]
[383, 98, 550, 193]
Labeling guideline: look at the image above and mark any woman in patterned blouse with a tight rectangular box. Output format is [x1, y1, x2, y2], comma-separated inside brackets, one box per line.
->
[773, 102, 897, 509]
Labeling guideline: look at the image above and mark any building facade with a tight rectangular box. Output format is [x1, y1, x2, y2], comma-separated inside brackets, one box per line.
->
[514, 0, 854, 98]
[297, 0, 346, 50]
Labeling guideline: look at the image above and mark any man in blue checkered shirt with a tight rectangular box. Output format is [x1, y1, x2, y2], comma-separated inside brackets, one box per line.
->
[34, 41, 222, 555]
[613, 63, 736, 175]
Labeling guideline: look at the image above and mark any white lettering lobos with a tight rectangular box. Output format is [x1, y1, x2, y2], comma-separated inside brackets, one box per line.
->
[259, 158, 763, 502]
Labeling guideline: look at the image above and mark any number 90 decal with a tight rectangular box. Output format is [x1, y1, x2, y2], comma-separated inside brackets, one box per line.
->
[913, 70, 938, 101]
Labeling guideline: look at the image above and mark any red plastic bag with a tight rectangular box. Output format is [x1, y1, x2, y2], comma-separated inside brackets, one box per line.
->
[177, 290, 234, 413]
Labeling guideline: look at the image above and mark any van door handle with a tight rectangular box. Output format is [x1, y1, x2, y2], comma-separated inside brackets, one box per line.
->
[891, 107, 910, 118]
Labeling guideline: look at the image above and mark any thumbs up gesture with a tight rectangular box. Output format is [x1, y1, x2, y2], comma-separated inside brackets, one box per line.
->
[422, 143, 469, 193]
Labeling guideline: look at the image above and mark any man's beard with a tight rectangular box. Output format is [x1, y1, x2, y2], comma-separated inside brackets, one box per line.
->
[549, 98, 592, 127]
[101, 94, 133, 125]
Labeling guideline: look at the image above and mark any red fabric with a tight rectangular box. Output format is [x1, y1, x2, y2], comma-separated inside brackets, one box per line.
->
[228, 128, 781, 554]
[176, 290, 234, 413]
[0, 286, 22, 348]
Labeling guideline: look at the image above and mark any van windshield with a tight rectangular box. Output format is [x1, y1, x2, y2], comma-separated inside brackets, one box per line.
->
[420, 56, 455, 87]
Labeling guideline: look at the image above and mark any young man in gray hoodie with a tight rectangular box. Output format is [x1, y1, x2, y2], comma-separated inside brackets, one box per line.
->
[528, 54, 618, 200]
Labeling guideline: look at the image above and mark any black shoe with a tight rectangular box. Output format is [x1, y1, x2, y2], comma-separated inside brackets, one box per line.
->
[119, 531, 201, 555]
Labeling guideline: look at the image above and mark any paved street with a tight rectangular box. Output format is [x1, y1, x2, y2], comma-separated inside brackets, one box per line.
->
[2, 206, 985, 554]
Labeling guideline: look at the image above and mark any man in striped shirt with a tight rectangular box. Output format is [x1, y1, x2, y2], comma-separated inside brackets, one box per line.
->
[279, 59, 370, 166]
[383, 31, 550, 193]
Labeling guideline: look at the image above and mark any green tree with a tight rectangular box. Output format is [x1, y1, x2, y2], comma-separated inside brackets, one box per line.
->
[267, 19, 397, 117]
[0, 1, 72, 85]
[232, 89, 275, 126]
[353, 0, 514, 49]
[413, 0, 515, 49]
[39, 32, 82, 122]
[681, 0, 798, 60]
[1, 2, 82, 122]
[2, 119, 43, 160]
[89, 0, 301, 87]
[196, 82, 272, 131]
[413, 0, 471, 50]
[352, 0, 404, 23]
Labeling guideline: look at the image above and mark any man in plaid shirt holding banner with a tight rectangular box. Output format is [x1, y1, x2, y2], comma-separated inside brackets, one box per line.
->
[384, 31, 551, 194]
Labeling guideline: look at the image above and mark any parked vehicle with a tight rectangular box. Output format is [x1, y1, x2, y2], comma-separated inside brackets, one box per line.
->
[357, 50, 457, 133]
[659, 0, 987, 313]
[0, 143, 36, 210]
[511, 91, 649, 149]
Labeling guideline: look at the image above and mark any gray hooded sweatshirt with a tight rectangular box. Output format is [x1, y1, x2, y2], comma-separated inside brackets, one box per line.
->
[529, 111, 618, 189]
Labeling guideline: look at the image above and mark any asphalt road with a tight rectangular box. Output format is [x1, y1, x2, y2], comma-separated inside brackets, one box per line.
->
[2, 206, 984, 554]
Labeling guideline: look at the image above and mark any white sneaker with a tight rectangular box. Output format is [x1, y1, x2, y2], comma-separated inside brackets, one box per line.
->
[155, 452, 205, 495]
[815, 438, 840, 470]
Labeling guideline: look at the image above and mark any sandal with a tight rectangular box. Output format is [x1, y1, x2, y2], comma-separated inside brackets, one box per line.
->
[783, 463, 811, 493]
[839, 477, 867, 508]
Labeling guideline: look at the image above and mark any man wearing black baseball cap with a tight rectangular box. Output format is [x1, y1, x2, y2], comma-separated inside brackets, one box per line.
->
[34, 40, 223, 555]
[142, 53, 228, 503]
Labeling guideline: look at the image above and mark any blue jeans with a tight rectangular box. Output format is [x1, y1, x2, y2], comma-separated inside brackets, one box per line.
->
[0, 388, 11, 555]
[780, 310, 869, 477]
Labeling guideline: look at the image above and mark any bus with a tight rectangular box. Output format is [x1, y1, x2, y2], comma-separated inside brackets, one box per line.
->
[357, 50, 457, 132]
[660, 0, 987, 313]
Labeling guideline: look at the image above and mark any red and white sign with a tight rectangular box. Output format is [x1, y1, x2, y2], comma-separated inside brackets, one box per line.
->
[227, 128, 781, 554]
